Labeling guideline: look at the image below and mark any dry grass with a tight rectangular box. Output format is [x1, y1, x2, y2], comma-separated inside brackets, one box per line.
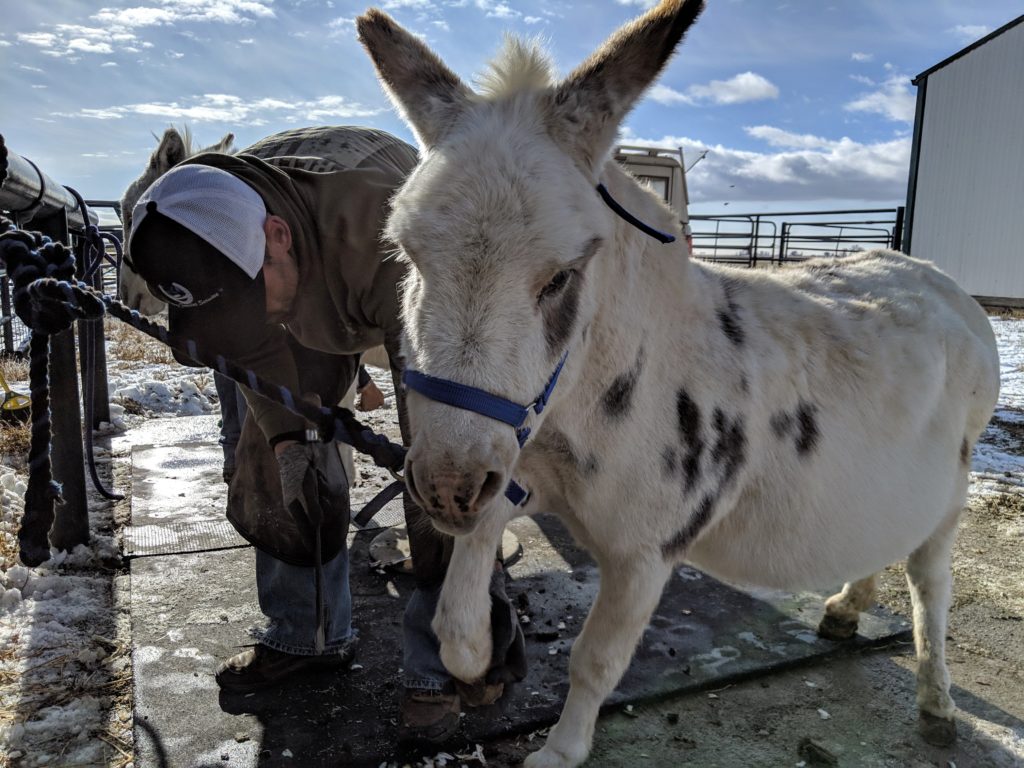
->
[105, 318, 174, 367]
[0, 355, 29, 383]
[0, 419, 30, 469]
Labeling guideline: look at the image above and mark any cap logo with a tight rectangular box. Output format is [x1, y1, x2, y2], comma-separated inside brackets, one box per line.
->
[157, 282, 222, 308]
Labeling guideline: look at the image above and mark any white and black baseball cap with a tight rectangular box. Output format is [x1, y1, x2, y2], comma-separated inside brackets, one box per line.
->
[127, 164, 270, 360]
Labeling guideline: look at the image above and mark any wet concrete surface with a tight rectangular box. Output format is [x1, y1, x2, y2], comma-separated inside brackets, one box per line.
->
[129, 437, 911, 767]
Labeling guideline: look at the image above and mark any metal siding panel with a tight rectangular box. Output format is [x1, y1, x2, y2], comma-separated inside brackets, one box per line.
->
[910, 24, 1024, 298]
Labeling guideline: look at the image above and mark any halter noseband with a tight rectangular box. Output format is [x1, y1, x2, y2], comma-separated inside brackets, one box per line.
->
[401, 183, 674, 507]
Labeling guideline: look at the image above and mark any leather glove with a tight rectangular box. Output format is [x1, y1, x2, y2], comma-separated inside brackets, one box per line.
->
[277, 442, 315, 510]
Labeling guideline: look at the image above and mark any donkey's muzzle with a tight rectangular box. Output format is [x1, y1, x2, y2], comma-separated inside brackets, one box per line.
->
[405, 457, 506, 534]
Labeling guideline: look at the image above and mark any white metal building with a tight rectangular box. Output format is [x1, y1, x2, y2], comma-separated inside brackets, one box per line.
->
[904, 15, 1024, 305]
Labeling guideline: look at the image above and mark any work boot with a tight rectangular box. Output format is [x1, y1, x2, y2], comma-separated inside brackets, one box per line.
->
[398, 688, 461, 747]
[215, 643, 355, 694]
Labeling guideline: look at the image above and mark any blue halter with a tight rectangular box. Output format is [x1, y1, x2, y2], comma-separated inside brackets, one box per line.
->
[401, 183, 674, 507]
[403, 352, 567, 506]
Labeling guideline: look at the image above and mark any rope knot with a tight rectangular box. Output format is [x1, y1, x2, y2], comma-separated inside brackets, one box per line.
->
[0, 226, 95, 335]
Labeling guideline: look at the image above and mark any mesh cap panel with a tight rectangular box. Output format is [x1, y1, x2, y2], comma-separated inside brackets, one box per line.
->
[129, 164, 267, 279]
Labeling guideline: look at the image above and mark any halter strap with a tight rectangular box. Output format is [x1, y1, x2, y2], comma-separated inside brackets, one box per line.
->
[596, 183, 677, 244]
[402, 352, 568, 506]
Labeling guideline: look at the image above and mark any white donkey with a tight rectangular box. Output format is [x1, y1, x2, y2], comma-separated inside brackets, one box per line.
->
[357, 1, 1000, 765]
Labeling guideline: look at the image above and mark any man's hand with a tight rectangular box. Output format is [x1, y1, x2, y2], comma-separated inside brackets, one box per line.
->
[356, 380, 386, 412]
[276, 442, 314, 508]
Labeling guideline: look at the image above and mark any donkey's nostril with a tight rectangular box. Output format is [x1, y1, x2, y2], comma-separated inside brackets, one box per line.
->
[474, 470, 505, 511]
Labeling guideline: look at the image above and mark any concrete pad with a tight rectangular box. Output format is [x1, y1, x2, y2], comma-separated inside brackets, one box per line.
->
[126, 442, 246, 556]
[123, 416, 911, 766]
[131, 508, 910, 767]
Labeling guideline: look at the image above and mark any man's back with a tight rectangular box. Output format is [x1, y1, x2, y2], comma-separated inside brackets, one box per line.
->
[242, 126, 419, 177]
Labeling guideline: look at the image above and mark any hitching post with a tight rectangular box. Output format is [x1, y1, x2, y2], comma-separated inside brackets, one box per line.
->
[77, 250, 111, 429]
[32, 207, 90, 551]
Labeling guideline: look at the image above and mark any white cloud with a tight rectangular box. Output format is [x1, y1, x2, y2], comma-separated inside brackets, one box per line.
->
[101, 61, 119, 67]
[93, 0, 275, 28]
[648, 84, 690, 106]
[845, 72, 915, 123]
[851, 52, 873, 62]
[849, 74, 874, 86]
[60, 93, 385, 124]
[431, 20, 450, 31]
[744, 126, 833, 151]
[0, 40, 12, 47]
[615, 0, 657, 7]
[13, 1, 275, 58]
[17, 32, 58, 48]
[619, 125, 911, 204]
[951, 24, 990, 42]
[483, 2, 520, 19]
[523, 16, 543, 24]
[649, 72, 779, 107]
[19, 64, 45, 73]
[382, 0, 436, 9]
[68, 38, 114, 54]
[328, 16, 355, 36]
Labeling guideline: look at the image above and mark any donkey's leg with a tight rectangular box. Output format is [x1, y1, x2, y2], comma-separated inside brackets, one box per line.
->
[906, 505, 962, 747]
[433, 514, 507, 683]
[526, 556, 672, 768]
[818, 574, 877, 640]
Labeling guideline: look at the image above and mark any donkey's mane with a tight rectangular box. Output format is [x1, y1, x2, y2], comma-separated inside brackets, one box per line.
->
[475, 35, 556, 100]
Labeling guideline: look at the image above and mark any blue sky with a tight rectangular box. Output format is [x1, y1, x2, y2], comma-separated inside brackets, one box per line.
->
[2, 0, 1021, 216]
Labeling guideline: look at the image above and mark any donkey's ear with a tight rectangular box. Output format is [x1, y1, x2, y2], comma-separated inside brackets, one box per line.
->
[546, 0, 705, 172]
[211, 132, 235, 154]
[151, 128, 188, 172]
[357, 8, 472, 149]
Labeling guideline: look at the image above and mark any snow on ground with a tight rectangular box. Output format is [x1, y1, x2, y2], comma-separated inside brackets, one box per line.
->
[2, 318, 1024, 765]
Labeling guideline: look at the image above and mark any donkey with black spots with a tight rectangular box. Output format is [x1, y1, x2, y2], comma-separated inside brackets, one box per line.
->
[357, 1, 1000, 764]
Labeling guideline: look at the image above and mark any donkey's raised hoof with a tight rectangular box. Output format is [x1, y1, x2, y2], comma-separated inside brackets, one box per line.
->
[919, 712, 957, 747]
[817, 613, 859, 641]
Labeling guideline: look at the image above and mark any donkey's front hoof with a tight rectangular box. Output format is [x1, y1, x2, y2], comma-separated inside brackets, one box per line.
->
[817, 613, 859, 641]
[919, 712, 957, 747]
[439, 635, 491, 684]
[523, 744, 587, 768]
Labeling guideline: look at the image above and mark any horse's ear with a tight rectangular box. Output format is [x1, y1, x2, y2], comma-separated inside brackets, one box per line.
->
[211, 133, 235, 154]
[356, 8, 472, 149]
[151, 128, 188, 172]
[545, 0, 705, 173]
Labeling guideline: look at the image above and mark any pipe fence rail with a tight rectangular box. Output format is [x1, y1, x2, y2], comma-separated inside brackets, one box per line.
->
[689, 206, 905, 267]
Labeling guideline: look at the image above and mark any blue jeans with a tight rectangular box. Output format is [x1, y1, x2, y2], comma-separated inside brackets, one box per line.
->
[255, 549, 449, 689]
[214, 372, 248, 474]
[255, 548, 357, 656]
[402, 584, 451, 691]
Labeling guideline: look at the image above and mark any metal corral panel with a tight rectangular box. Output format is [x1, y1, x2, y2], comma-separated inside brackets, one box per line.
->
[909, 21, 1024, 300]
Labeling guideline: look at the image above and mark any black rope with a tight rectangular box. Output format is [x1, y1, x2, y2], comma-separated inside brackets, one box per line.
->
[0, 219, 75, 566]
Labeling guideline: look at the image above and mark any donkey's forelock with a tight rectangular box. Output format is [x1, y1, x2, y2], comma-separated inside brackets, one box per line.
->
[475, 35, 556, 100]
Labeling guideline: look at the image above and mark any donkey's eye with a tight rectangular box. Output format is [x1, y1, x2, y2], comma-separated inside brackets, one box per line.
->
[539, 270, 575, 302]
